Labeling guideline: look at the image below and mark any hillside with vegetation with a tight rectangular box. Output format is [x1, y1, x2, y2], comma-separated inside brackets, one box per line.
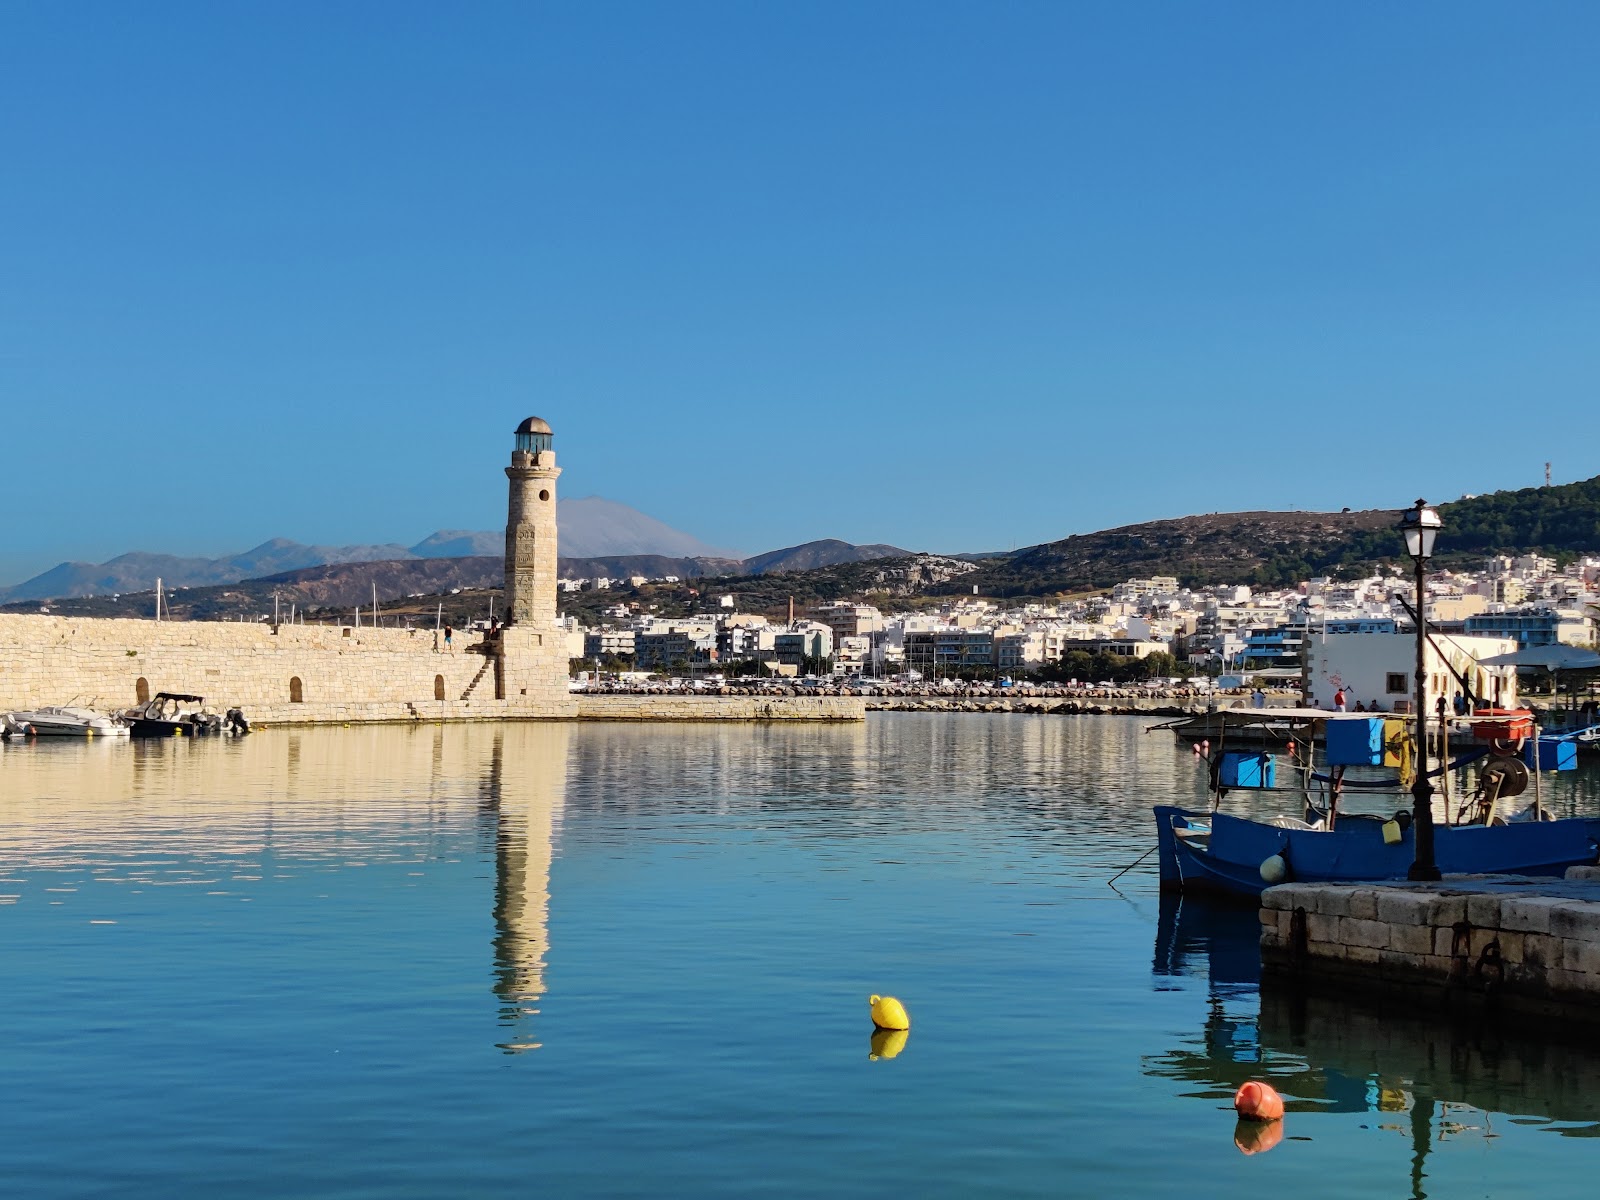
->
[954, 475, 1600, 596]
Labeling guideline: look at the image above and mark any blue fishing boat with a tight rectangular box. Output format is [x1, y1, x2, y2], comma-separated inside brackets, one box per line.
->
[1153, 708, 1600, 899]
[1155, 805, 1600, 899]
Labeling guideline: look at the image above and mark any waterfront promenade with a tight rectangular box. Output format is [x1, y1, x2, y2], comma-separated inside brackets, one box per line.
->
[577, 681, 1301, 718]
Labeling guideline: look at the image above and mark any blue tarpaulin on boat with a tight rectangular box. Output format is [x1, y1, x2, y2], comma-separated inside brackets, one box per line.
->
[1325, 717, 1386, 767]
[1524, 738, 1578, 772]
[1219, 751, 1274, 788]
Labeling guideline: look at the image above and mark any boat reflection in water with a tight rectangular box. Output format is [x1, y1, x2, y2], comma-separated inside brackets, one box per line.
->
[1146, 893, 1600, 1191]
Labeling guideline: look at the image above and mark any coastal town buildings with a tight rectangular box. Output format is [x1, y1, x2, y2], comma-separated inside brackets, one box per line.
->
[560, 553, 1599, 693]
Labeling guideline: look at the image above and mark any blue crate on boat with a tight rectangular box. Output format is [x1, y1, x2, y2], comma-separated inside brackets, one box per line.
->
[1325, 717, 1386, 767]
[1522, 737, 1577, 772]
[1219, 751, 1275, 788]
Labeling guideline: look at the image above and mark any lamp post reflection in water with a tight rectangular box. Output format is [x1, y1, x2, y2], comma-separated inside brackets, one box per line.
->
[482, 724, 571, 1053]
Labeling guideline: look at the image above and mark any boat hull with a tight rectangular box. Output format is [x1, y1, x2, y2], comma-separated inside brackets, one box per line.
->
[128, 718, 215, 738]
[1155, 804, 1600, 900]
[4, 709, 128, 737]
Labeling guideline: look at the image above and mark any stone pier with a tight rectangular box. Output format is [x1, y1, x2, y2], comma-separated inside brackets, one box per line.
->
[1261, 871, 1600, 1025]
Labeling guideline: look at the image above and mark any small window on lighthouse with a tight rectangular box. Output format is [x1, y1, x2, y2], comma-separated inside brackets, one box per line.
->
[540, 490, 550, 501]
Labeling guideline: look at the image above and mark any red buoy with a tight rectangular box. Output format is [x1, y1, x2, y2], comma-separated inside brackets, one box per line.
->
[1234, 1080, 1285, 1122]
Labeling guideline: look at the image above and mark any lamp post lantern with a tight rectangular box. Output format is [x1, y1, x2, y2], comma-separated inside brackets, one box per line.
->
[1399, 499, 1443, 881]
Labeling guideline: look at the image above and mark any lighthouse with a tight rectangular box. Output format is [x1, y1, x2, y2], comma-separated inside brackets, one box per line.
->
[505, 416, 560, 628]
[496, 416, 573, 712]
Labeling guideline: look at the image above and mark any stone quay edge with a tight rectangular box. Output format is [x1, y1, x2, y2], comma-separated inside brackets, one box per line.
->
[1261, 871, 1600, 1027]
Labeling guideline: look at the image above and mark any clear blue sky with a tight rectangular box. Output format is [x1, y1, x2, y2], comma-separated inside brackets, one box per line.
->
[3, 2, 1598, 584]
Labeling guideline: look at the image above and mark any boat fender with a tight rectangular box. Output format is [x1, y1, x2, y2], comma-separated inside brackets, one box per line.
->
[1234, 1080, 1285, 1122]
[1260, 853, 1288, 885]
[1381, 820, 1403, 845]
[869, 994, 910, 1031]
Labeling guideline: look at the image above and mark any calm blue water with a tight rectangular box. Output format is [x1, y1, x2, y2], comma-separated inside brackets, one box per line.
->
[3, 716, 1600, 1198]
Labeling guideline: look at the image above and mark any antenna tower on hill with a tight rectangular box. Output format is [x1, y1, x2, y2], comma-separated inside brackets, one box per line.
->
[1546, 461, 1552, 488]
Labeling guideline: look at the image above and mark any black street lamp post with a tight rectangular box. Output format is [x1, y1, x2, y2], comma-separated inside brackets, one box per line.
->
[1399, 499, 1443, 881]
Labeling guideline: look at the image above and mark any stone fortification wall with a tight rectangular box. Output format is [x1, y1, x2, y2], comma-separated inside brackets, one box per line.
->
[575, 694, 865, 721]
[0, 614, 575, 724]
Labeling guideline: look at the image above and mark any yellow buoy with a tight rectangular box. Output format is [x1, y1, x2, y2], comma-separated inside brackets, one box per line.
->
[869, 1027, 909, 1061]
[869, 994, 910, 1031]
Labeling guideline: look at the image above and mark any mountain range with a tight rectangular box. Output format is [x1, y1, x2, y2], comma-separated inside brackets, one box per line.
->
[7, 474, 1599, 612]
[0, 538, 918, 620]
[0, 496, 741, 602]
[239, 539, 912, 605]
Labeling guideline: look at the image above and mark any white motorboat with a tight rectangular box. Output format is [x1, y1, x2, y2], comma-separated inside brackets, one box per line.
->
[3, 706, 130, 738]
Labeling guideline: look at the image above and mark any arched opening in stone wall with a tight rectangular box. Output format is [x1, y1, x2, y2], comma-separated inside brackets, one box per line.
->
[290, 676, 304, 703]
[434, 674, 446, 701]
[135, 677, 150, 704]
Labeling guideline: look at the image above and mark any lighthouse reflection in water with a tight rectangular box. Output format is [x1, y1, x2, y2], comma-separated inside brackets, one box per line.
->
[480, 727, 567, 1052]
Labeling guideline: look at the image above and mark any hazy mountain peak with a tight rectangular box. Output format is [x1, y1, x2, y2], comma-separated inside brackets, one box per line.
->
[742, 540, 911, 574]
[410, 530, 502, 558]
[0, 496, 740, 601]
[410, 497, 740, 562]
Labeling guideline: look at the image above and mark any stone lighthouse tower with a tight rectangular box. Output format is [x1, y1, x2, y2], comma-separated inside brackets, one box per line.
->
[505, 416, 560, 628]
[497, 417, 573, 712]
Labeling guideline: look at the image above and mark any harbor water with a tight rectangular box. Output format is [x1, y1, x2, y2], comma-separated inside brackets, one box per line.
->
[3, 715, 1600, 1197]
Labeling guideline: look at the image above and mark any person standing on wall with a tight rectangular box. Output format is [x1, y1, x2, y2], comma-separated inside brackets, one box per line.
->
[1333, 685, 1347, 712]
[444, 625, 454, 652]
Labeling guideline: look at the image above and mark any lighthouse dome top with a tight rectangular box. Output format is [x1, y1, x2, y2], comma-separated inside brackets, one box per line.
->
[514, 417, 554, 457]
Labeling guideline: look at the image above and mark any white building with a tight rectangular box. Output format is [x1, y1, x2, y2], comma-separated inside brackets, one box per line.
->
[583, 628, 636, 658]
[1303, 632, 1519, 713]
